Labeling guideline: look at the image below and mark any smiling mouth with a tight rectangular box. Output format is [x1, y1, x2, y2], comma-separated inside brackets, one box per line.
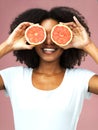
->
[42, 48, 57, 54]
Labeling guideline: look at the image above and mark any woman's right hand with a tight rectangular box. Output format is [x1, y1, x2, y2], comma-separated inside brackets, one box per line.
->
[6, 22, 35, 51]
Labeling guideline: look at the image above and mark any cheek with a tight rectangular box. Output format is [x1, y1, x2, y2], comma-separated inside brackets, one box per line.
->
[56, 49, 64, 58]
[35, 46, 42, 56]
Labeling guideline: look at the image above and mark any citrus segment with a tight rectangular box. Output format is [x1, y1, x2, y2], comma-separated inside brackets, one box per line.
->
[51, 24, 73, 46]
[25, 24, 46, 45]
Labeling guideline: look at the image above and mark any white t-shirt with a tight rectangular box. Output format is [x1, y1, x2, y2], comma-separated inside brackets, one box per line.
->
[0, 66, 95, 130]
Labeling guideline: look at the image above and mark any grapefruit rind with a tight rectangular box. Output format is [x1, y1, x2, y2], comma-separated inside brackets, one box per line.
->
[51, 24, 73, 46]
[25, 24, 46, 45]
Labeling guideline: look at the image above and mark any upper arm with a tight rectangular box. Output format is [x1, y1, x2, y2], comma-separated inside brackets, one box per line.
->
[0, 75, 5, 90]
[88, 75, 98, 94]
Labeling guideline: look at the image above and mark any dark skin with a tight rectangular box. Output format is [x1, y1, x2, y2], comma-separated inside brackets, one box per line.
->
[0, 17, 98, 94]
[32, 19, 65, 90]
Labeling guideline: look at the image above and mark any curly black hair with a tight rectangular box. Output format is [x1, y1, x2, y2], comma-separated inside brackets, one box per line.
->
[9, 6, 91, 69]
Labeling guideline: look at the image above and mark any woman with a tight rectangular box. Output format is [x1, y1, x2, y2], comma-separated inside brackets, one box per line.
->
[0, 7, 98, 130]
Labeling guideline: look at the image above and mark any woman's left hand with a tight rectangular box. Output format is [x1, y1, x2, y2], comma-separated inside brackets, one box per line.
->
[61, 16, 92, 50]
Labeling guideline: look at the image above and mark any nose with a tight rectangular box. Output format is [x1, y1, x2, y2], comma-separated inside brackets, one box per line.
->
[44, 33, 53, 45]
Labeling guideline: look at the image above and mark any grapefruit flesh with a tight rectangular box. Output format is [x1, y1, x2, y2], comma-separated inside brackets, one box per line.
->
[51, 24, 73, 46]
[25, 24, 46, 45]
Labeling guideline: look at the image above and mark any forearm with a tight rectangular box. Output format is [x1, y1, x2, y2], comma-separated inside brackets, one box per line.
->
[0, 40, 13, 58]
[83, 41, 98, 64]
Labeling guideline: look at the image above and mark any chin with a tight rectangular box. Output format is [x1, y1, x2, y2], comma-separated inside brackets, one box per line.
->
[41, 56, 60, 63]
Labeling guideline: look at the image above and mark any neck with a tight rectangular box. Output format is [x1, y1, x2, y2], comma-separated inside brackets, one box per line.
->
[34, 60, 65, 75]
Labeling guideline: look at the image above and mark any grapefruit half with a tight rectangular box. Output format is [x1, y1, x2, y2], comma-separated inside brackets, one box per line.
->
[25, 24, 46, 45]
[51, 23, 73, 46]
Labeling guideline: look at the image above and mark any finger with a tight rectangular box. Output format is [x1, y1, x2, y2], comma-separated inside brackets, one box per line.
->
[19, 22, 32, 30]
[25, 44, 35, 50]
[12, 22, 33, 37]
[15, 22, 33, 32]
[59, 21, 76, 27]
[73, 16, 82, 27]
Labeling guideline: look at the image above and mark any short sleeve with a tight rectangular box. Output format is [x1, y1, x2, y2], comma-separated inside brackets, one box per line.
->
[0, 66, 24, 95]
[66, 68, 96, 99]
[74, 68, 95, 99]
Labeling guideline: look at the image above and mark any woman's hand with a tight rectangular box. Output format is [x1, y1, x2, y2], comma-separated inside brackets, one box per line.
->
[6, 22, 35, 51]
[60, 16, 92, 50]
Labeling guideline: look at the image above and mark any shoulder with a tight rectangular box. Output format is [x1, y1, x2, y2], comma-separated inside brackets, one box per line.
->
[0, 66, 33, 90]
[66, 68, 95, 82]
[65, 68, 96, 95]
[0, 66, 32, 73]
[0, 66, 33, 80]
[66, 68, 95, 75]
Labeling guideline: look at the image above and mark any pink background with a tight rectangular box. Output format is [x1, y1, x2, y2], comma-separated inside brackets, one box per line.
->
[0, 0, 98, 130]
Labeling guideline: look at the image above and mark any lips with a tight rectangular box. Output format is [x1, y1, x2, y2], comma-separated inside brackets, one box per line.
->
[42, 48, 57, 54]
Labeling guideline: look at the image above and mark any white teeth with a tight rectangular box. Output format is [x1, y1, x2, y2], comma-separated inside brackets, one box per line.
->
[43, 48, 55, 52]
